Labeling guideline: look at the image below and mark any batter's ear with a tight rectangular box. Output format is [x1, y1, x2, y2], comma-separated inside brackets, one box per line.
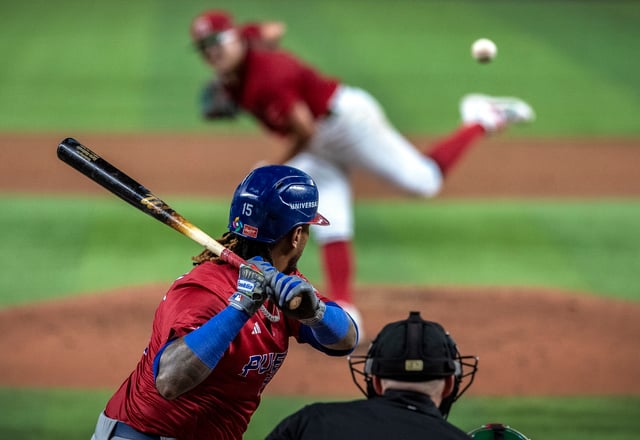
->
[288, 225, 307, 249]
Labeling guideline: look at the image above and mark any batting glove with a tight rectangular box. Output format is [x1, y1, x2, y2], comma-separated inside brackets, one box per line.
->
[270, 272, 323, 320]
[247, 256, 323, 320]
[246, 256, 278, 284]
[228, 263, 268, 316]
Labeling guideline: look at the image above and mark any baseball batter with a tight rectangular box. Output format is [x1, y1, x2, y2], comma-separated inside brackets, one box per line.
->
[191, 10, 535, 328]
[90, 165, 358, 440]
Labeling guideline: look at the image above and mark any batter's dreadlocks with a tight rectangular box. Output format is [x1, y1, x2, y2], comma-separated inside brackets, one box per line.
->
[192, 232, 273, 265]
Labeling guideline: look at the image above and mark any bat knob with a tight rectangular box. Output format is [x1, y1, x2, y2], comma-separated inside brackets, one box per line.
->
[288, 296, 302, 310]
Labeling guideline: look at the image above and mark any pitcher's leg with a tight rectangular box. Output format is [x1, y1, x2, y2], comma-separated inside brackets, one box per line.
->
[286, 153, 355, 300]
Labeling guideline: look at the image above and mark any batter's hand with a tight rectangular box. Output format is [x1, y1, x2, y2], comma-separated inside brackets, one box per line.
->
[249, 257, 322, 320]
[247, 256, 277, 282]
[228, 263, 268, 316]
[271, 272, 323, 320]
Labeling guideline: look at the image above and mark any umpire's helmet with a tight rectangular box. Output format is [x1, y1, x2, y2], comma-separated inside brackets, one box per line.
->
[468, 423, 531, 440]
[228, 165, 329, 243]
[348, 311, 478, 419]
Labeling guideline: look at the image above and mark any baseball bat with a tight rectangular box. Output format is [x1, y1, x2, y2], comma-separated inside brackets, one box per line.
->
[56, 137, 302, 310]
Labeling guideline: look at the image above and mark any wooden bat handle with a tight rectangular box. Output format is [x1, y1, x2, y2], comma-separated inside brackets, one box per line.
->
[288, 296, 302, 310]
[57, 137, 301, 310]
[144, 191, 301, 310]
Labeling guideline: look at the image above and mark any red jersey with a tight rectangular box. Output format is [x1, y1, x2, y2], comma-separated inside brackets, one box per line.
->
[227, 48, 339, 135]
[239, 23, 261, 42]
[104, 261, 315, 439]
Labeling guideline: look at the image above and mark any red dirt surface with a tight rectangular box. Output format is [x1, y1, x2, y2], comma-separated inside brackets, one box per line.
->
[1, 133, 639, 397]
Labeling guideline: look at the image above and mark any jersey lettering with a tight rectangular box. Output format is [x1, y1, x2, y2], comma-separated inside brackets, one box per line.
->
[239, 352, 286, 378]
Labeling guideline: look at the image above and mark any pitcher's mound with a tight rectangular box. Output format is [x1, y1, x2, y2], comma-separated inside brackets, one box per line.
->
[1, 284, 639, 396]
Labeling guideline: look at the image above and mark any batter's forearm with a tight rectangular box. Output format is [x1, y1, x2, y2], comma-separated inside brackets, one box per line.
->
[322, 319, 358, 351]
[303, 302, 358, 353]
[155, 339, 212, 399]
[155, 306, 249, 399]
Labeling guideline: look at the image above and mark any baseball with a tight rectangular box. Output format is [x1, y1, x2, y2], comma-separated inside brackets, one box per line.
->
[471, 38, 497, 63]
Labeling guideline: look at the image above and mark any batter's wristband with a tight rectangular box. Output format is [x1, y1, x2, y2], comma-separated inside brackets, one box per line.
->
[304, 303, 350, 346]
[183, 306, 249, 369]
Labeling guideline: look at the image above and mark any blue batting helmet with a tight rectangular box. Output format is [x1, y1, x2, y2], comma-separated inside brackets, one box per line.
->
[228, 165, 329, 243]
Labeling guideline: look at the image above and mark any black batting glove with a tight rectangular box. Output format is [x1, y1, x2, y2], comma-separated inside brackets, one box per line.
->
[228, 263, 268, 316]
[249, 257, 322, 320]
[247, 256, 277, 284]
[270, 272, 323, 320]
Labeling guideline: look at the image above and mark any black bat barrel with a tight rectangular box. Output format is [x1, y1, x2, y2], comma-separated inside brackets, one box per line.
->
[56, 137, 176, 223]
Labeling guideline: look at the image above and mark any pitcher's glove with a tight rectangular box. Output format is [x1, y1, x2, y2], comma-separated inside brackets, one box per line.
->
[200, 79, 239, 119]
[228, 262, 268, 316]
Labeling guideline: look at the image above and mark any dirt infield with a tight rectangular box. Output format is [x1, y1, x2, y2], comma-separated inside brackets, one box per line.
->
[1, 133, 639, 396]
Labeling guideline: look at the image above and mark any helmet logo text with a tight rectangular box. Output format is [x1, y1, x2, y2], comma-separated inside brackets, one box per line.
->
[289, 201, 317, 210]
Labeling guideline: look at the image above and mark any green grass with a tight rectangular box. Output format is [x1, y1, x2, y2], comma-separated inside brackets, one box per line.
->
[354, 200, 640, 300]
[1, 0, 639, 135]
[0, 196, 205, 304]
[1, 388, 638, 440]
[0, 388, 112, 439]
[2, 196, 639, 306]
[447, 396, 640, 440]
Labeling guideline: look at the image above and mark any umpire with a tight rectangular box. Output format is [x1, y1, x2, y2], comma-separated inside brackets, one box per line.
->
[267, 311, 479, 440]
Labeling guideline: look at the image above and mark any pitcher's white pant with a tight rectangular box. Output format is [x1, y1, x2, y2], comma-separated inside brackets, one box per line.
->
[287, 85, 443, 244]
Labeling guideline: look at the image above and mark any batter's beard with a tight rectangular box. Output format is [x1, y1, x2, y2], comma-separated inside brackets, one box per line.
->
[283, 254, 300, 274]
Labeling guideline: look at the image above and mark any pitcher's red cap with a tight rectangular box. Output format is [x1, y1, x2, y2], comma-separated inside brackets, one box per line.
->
[190, 10, 234, 41]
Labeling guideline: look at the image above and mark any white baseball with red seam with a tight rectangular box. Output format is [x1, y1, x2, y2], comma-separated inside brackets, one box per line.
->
[471, 38, 497, 63]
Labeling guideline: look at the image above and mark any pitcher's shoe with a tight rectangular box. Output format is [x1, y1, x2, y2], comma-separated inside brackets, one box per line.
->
[336, 300, 365, 345]
[460, 93, 535, 132]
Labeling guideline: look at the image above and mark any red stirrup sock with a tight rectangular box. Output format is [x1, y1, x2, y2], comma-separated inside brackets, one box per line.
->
[426, 123, 486, 176]
[321, 240, 354, 304]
